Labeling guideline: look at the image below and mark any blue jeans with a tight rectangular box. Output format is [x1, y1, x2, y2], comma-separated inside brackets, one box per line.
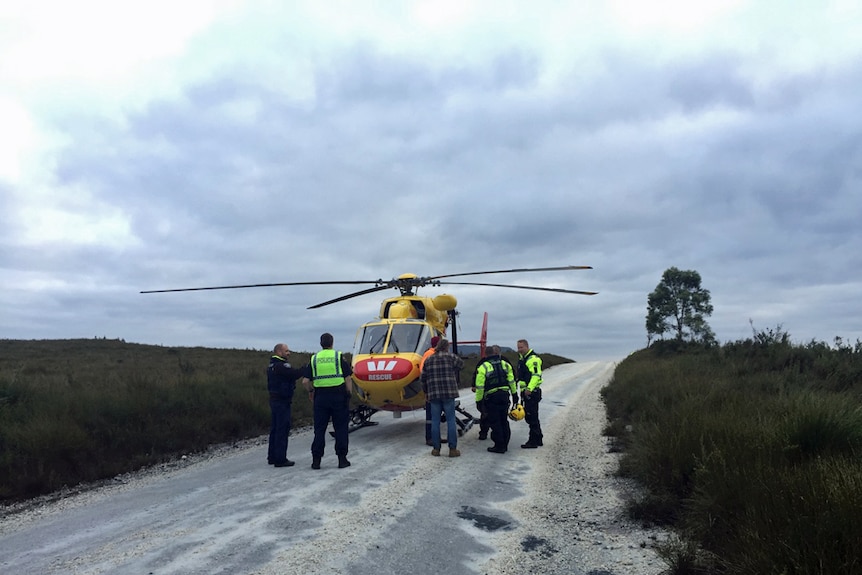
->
[425, 401, 445, 441]
[429, 398, 457, 450]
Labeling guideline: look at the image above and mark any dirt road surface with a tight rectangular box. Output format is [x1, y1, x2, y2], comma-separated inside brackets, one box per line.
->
[0, 361, 667, 575]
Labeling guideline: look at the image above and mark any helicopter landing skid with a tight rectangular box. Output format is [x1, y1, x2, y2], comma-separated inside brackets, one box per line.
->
[454, 403, 477, 437]
[331, 405, 380, 436]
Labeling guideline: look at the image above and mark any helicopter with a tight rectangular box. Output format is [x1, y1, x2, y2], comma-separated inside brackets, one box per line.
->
[141, 265, 597, 434]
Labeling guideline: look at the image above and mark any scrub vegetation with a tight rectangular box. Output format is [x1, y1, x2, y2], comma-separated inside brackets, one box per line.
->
[602, 328, 862, 575]
[0, 338, 570, 502]
[0, 339, 307, 502]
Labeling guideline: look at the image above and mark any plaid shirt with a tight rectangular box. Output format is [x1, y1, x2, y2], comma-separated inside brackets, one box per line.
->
[420, 351, 464, 401]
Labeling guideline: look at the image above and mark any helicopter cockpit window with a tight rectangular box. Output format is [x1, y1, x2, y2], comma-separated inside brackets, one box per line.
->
[356, 324, 389, 355]
[418, 327, 433, 352]
[386, 323, 426, 354]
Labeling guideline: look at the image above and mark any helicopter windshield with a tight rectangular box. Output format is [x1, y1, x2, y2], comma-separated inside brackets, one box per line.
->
[355, 324, 389, 355]
[354, 322, 432, 355]
[387, 323, 427, 354]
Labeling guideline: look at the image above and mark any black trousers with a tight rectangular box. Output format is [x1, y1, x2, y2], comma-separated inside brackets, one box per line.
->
[311, 388, 350, 458]
[484, 392, 511, 449]
[268, 396, 293, 463]
[477, 399, 490, 436]
[522, 387, 543, 444]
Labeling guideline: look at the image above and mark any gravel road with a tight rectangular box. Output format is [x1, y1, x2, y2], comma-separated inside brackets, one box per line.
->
[0, 361, 668, 575]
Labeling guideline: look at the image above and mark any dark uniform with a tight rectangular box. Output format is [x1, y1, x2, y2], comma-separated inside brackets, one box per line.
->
[303, 348, 353, 469]
[473, 354, 516, 440]
[518, 348, 544, 448]
[474, 352, 517, 453]
[267, 354, 304, 466]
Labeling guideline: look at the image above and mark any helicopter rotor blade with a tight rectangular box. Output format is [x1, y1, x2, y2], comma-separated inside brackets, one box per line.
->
[427, 265, 592, 282]
[140, 280, 379, 294]
[307, 285, 394, 309]
[140, 265, 596, 304]
[438, 281, 598, 296]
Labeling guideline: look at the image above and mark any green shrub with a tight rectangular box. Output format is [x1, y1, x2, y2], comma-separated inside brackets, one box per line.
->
[0, 339, 566, 501]
[603, 330, 862, 574]
[0, 339, 314, 501]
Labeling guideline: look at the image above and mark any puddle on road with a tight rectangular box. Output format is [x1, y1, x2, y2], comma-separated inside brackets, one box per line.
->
[521, 534, 558, 558]
[457, 506, 513, 532]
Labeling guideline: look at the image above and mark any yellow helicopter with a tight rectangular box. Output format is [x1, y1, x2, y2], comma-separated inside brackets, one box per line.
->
[142, 265, 596, 433]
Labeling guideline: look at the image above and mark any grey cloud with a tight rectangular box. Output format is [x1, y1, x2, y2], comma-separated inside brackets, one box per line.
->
[667, 53, 756, 112]
[6, 36, 862, 357]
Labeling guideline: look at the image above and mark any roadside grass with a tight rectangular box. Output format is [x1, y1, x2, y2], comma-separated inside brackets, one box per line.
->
[0, 339, 313, 501]
[0, 339, 571, 502]
[602, 332, 862, 574]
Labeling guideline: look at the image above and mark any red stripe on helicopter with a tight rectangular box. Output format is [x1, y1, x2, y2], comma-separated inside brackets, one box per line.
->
[353, 357, 414, 381]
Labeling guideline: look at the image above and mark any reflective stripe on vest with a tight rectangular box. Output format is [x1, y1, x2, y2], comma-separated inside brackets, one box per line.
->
[311, 349, 344, 387]
[480, 359, 510, 395]
[519, 350, 542, 389]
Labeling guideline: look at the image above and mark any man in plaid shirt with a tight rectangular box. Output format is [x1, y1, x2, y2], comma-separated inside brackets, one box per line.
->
[420, 338, 464, 457]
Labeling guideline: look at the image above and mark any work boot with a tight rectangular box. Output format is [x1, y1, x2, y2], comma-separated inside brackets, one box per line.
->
[448, 448, 461, 457]
[338, 456, 351, 469]
[431, 448, 440, 456]
[311, 457, 321, 470]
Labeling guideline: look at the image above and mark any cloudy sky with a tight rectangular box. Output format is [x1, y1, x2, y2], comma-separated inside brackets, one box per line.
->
[2, 0, 861, 360]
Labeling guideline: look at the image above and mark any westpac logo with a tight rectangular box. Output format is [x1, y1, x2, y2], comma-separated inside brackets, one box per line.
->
[367, 360, 397, 372]
[356, 357, 412, 382]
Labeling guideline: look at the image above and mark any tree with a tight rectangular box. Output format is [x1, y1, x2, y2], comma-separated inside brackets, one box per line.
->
[646, 267, 715, 344]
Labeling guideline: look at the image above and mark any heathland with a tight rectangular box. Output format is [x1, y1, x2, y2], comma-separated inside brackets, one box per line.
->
[3, 332, 861, 574]
[0, 338, 569, 502]
[602, 329, 862, 574]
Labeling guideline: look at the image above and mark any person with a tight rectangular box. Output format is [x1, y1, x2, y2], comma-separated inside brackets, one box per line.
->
[420, 336, 440, 446]
[470, 358, 489, 441]
[419, 336, 440, 372]
[472, 346, 516, 440]
[471, 384, 490, 441]
[301, 332, 354, 469]
[474, 345, 517, 453]
[267, 343, 305, 467]
[420, 338, 463, 457]
[517, 338, 544, 448]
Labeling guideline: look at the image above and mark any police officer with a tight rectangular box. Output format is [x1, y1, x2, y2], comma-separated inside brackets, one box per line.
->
[472, 345, 516, 440]
[517, 338, 544, 448]
[302, 333, 354, 469]
[474, 345, 517, 453]
[267, 343, 305, 467]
